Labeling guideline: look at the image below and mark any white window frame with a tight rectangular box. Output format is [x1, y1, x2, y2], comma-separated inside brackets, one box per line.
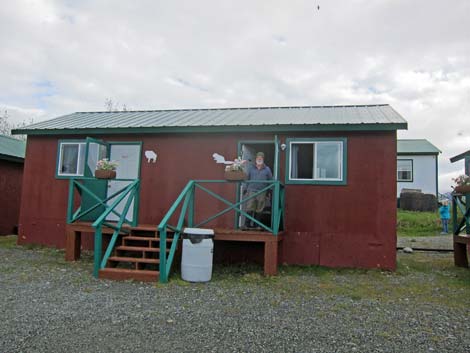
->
[397, 159, 413, 182]
[57, 142, 86, 177]
[287, 139, 345, 184]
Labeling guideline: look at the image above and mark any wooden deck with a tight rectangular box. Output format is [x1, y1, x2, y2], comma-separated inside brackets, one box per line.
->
[65, 222, 283, 277]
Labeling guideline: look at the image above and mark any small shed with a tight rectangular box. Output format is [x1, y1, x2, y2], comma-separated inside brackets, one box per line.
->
[397, 139, 441, 197]
[0, 135, 26, 235]
[13, 104, 407, 281]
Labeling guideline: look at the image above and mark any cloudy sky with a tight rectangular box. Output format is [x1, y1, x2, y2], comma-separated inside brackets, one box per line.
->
[1, 0, 469, 191]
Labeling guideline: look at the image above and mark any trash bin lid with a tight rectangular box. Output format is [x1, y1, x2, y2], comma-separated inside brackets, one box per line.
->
[183, 227, 214, 236]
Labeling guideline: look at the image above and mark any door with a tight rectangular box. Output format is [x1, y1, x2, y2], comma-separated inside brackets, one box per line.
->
[80, 138, 109, 221]
[106, 143, 141, 223]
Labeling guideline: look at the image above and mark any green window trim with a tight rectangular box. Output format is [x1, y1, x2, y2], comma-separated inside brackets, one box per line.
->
[397, 158, 414, 182]
[285, 137, 348, 185]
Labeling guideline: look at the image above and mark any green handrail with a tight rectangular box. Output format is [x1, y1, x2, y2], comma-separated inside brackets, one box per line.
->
[93, 180, 140, 277]
[157, 179, 285, 283]
[452, 192, 470, 235]
[66, 178, 140, 277]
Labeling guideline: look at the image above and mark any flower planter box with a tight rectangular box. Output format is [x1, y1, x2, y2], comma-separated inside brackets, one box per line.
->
[224, 170, 246, 181]
[95, 169, 117, 179]
[454, 185, 470, 194]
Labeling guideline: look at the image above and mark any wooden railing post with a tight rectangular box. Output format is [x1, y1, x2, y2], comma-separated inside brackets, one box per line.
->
[159, 227, 167, 283]
[453, 195, 458, 235]
[272, 181, 280, 235]
[93, 226, 102, 278]
[188, 183, 195, 227]
[67, 179, 75, 224]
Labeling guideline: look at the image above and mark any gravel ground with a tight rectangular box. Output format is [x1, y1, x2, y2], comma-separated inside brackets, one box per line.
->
[1, 237, 470, 353]
[397, 235, 453, 250]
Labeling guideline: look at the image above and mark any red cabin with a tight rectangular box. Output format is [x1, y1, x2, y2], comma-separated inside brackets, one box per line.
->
[13, 104, 407, 282]
[0, 135, 25, 235]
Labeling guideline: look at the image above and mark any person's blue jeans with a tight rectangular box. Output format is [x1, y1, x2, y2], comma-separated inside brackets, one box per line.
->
[442, 218, 449, 233]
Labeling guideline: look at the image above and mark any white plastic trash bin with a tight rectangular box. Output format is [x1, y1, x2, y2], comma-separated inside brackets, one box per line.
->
[181, 227, 214, 282]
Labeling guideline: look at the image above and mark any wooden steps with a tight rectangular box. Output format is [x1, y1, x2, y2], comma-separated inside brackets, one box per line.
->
[99, 268, 159, 282]
[98, 226, 177, 282]
[108, 256, 160, 264]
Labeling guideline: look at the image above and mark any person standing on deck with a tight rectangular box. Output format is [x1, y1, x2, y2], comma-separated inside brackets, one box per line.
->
[243, 152, 273, 230]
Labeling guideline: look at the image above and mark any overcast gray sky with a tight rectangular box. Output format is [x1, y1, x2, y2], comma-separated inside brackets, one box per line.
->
[1, 0, 469, 191]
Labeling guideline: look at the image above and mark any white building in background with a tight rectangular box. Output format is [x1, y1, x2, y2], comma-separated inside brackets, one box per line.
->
[397, 139, 441, 198]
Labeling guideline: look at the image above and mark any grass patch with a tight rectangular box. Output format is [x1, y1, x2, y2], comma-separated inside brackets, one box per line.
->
[0, 235, 18, 249]
[397, 209, 442, 236]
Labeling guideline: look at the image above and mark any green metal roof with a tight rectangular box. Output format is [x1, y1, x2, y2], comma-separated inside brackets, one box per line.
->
[12, 104, 407, 135]
[0, 134, 26, 161]
[397, 139, 441, 155]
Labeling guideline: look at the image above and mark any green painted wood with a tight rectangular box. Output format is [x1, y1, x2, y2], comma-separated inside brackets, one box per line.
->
[66, 179, 75, 223]
[100, 187, 136, 269]
[159, 228, 168, 283]
[188, 184, 195, 227]
[157, 179, 285, 282]
[165, 192, 192, 278]
[80, 179, 107, 221]
[70, 180, 125, 221]
[158, 181, 195, 229]
[194, 183, 274, 232]
[93, 227, 102, 277]
[452, 195, 458, 235]
[92, 180, 138, 227]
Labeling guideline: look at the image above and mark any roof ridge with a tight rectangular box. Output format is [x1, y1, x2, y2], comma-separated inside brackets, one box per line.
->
[74, 103, 391, 114]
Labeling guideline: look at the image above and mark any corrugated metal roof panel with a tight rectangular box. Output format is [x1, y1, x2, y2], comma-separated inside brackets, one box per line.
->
[0, 135, 26, 159]
[13, 104, 407, 134]
[397, 139, 441, 154]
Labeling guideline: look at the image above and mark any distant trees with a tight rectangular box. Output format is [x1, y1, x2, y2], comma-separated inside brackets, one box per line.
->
[105, 98, 128, 112]
[0, 110, 32, 140]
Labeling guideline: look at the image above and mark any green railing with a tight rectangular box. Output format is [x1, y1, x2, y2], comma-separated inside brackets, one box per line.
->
[66, 178, 140, 277]
[157, 179, 285, 283]
[452, 192, 470, 235]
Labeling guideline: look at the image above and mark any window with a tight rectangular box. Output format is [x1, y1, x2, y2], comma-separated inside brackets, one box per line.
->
[57, 142, 86, 177]
[287, 138, 347, 184]
[397, 159, 413, 182]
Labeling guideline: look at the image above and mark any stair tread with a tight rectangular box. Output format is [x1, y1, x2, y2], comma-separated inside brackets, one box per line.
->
[100, 268, 159, 274]
[124, 236, 173, 242]
[116, 245, 169, 252]
[108, 256, 160, 264]
[99, 268, 159, 282]
[117, 245, 158, 251]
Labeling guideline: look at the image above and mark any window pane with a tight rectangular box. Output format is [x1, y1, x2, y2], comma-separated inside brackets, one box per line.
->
[87, 143, 98, 175]
[60, 144, 79, 174]
[290, 143, 313, 179]
[397, 160, 412, 181]
[316, 142, 341, 179]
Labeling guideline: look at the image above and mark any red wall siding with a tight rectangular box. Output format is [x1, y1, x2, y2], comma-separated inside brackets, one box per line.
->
[0, 159, 24, 235]
[17, 131, 397, 270]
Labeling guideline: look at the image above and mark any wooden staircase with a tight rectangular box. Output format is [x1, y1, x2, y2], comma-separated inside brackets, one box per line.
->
[98, 225, 174, 282]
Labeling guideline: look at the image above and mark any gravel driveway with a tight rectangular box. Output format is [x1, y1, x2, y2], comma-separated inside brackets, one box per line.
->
[1, 236, 470, 353]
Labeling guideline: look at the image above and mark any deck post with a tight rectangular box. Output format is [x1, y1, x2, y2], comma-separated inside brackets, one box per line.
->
[93, 227, 103, 278]
[65, 227, 81, 261]
[454, 240, 469, 267]
[264, 240, 278, 276]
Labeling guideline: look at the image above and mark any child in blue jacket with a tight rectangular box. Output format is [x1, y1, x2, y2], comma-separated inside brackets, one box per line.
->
[439, 200, 450, 234]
